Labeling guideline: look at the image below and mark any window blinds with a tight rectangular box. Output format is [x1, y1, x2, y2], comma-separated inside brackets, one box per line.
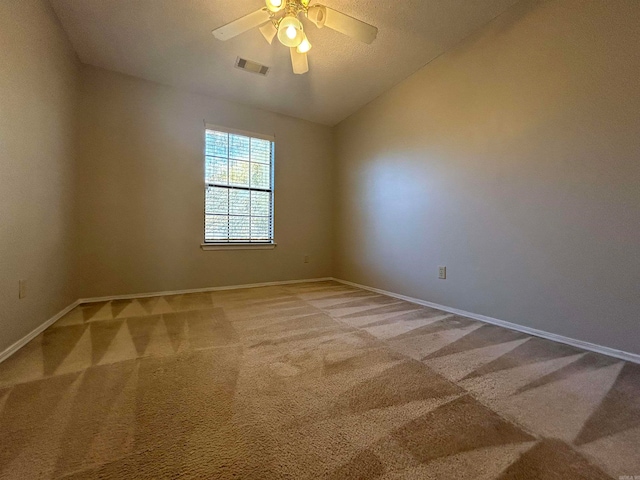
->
[204, 128, 274, 243]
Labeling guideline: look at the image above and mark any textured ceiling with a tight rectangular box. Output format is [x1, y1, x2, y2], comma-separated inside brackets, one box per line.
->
[50, 0, 520, 125]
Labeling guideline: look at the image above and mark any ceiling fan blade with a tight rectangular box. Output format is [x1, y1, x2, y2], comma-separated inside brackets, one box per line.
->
[290, 48, 309, 75]
[212, 9, 271, 41]
[259, 21, 278, 44]
[324, 7, 378, 44]
[308, 5, 378, 44]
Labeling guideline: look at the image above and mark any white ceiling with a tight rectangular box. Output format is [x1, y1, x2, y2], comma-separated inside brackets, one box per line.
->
[50, 0, 520, 125]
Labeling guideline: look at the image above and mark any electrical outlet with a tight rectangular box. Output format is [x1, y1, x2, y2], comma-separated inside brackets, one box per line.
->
[304, 255, 310, 264]
[438, 266, 446, 280]
[19, 280, 26, 299]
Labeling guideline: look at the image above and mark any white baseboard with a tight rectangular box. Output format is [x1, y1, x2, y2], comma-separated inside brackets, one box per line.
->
[0, 277, 333, 365]
[7, 276, 635, 367]
[332, 278, 640, 365]
[0, 300, 81, 364]
[78, 277, 334, 304]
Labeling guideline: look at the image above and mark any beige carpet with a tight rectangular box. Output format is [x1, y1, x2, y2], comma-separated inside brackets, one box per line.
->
[0, 280, 638, 479]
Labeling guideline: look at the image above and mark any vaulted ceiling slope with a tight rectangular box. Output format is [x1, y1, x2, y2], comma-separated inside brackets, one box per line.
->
[50, 0, 520, 125]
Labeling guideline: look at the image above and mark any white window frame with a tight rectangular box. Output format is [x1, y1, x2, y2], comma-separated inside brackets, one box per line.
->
[201, 124, 276, 251]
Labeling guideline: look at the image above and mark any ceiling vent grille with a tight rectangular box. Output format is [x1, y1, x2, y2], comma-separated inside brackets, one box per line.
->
[235, 57, 270, 76]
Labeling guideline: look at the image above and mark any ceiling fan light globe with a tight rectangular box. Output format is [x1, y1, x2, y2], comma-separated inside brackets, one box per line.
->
[259, 21, 278, 44]
[277, 16, 303, 47]
[307, 5, 327, 28]
[296, 35, 312, 54]
[265, 0, 284, 12]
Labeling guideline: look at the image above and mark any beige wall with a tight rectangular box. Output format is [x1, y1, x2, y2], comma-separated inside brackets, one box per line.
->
[334, 0, 640, 354]
[2, 0, 638, 358]
[0, 0, 80, 352]
[75, 66, 334, 298]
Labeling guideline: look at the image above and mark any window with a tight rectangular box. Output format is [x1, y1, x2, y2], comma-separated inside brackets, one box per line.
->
[204, 126, 274, 245]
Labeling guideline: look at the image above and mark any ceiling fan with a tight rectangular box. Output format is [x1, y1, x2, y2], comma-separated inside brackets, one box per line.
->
[212, 0, 378, 75]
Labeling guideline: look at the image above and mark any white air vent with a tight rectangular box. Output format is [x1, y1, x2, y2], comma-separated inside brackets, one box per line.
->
[235, 57, 270, 76]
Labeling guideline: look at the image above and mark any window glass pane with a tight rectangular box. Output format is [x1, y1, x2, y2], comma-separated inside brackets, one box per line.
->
[229, 160, 250, 187]
[205, 157, 228, 185]
[251, 191, 271, 217]
[250, 138, 271, 164]
[206, 131, 228, 157]
[251, 216, 270, 240]
[204, 129, 274, 243]
[229, 134, 250, 161]
[229, 216, 250, 239]
[205, 215, 229, 241]
[205, 187, 228, 215]
[229, 189, 250, 216]
[251, 162, 270, 190]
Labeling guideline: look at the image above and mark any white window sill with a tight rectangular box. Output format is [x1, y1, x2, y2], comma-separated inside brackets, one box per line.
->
[201, 243, 277, 251]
